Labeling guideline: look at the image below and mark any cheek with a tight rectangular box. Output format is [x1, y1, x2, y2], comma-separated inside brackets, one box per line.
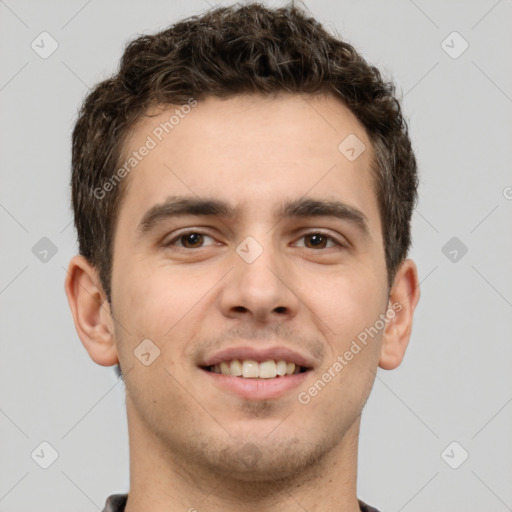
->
[313, 277, 384, 412]
[122, 277, 182, 341]
[114, 271, 196, 403]
[116, 266, 218, 356]
[307, 267, 385, 343]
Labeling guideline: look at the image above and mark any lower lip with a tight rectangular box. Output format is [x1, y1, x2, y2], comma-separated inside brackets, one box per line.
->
[200, 368, 310, 400]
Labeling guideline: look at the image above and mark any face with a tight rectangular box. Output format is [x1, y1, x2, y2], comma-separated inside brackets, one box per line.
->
[109, 93, 390, 481]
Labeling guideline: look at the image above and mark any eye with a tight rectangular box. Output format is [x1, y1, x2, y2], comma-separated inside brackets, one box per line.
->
[165, 231, 217, 250]
[163, 230, 345, 252]
[294, 231, 344, 250]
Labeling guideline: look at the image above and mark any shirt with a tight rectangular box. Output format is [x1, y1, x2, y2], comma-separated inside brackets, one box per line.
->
[101, 493, 381, 511]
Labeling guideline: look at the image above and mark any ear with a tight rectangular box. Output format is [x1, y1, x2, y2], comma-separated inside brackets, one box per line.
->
[64, 255, 119, 367]
[379, 258, 421, 370]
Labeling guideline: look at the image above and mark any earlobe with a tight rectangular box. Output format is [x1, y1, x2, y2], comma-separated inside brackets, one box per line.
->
[379, 258, 421, 370]
[64, 255, 119, 367]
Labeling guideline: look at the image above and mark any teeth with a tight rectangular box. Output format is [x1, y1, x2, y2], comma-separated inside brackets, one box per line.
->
[229, 359, 243, 376]
[242, 360, 259, 378]
[259, 360, 277, 378]
[209, 359, 303, 378]
[276, 360, 287, 376]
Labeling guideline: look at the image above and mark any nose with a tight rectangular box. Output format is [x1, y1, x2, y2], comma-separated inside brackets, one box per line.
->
[218, 235, 301, 324]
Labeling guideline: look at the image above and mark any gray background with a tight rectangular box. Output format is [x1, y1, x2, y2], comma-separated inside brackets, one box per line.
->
[1, 0, 511, 510]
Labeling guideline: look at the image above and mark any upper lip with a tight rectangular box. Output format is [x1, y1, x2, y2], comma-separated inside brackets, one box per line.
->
[200, 345, 315, 369]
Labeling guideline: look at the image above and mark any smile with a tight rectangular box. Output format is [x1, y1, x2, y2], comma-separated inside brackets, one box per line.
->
[204, 359, 308, 379]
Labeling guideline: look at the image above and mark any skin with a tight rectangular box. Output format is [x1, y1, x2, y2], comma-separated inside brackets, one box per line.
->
[65, 93, 420, 512]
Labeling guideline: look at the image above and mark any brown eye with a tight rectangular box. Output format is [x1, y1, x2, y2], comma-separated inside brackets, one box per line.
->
[166, 231, 216, 249]
[180, 233, 204, 248]
[296, 232, 342, 250]
[304, 233, 329, 249]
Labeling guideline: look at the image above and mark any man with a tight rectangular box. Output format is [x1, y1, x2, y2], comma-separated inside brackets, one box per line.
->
[64, 3, 420, 511]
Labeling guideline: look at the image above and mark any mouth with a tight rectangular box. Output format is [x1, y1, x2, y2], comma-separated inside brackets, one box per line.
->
[198, 358, 312, 400]
[201, 359, 310, 379]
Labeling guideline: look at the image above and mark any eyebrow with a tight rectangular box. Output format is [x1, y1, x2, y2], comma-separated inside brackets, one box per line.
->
[136, 195, 370, 238]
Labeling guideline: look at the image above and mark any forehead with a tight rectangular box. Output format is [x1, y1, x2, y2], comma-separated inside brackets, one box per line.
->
[116, 93, 380, 235]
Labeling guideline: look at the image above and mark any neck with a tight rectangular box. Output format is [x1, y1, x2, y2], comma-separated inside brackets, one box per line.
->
[124, 398, 362, 512]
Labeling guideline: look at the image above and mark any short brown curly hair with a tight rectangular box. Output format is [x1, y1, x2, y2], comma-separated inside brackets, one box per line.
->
[70, 1, 418, 307]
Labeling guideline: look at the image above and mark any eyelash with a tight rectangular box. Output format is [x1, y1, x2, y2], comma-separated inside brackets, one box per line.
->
[164, 230, 346, 251]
